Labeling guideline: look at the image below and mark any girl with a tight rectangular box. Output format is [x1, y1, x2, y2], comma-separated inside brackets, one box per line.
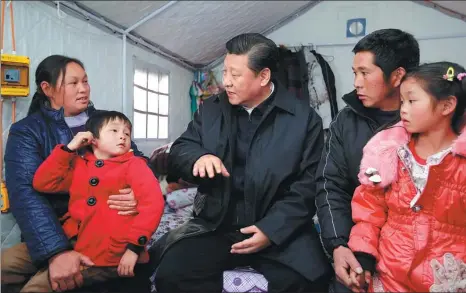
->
[347, 62, 466, 292]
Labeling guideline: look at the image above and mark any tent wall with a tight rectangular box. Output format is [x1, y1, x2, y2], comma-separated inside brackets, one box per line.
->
[1, 2, 193, 159]
[1, 2, 193, 248]
[213, 1, 466, 110]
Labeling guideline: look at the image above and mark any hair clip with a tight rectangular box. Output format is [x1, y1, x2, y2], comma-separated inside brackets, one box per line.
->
[457, 73, 466, 81]
[443, 67, 455, 81]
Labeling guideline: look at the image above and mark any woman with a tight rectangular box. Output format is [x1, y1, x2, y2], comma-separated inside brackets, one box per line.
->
[1, 55, 151, 292]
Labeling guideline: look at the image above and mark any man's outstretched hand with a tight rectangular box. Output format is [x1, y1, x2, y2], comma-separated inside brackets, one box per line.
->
[193, 154, 230, 178]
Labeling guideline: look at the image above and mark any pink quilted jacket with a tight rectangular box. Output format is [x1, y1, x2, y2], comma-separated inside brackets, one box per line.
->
[348, 122, 466, 292]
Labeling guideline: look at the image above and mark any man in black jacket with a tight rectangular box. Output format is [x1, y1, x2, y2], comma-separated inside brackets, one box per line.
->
[153, 33, 332, 293]
[315, 29, 420, 292]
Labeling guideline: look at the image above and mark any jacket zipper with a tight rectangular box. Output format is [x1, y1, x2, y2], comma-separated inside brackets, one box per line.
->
[248, 106, 276, 219]
[217, 105, 271, 228]
[240, 110, 254, 226]
[65, 124, 74, 139]
[346, 103, 400, 134]
[398, 151, 420, 196]
[345, 103, 378, 133]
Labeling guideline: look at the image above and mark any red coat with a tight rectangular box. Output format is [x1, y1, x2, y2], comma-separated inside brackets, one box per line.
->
[348, 122, 466, 292]
[33, 145, 164, 266]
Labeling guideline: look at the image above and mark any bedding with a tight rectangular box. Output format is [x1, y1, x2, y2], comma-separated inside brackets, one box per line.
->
[223, 267, 268, 292]
[165, 188, 197, 210]
[148, 203, 194, 246]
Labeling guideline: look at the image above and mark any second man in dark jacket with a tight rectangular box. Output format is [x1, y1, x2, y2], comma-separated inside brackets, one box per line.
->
[315, 28, 420, 292]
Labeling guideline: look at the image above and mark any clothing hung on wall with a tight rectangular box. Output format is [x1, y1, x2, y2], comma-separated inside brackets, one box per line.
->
[275, 45, 338, 129]
[189, 70, 223, 117]
[274, 46, 309, 100]
[303, 49, 338, 129]
[312, 50, 338, 119]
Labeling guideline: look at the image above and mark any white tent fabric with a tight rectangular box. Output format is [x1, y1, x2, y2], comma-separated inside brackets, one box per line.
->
[48, 0, 466, 71]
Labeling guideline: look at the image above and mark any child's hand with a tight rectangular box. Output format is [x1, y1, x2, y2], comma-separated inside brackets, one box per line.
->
[118, 249, 138, 277]
[67, 131, 94, 151]
[349, 269, 372, 293]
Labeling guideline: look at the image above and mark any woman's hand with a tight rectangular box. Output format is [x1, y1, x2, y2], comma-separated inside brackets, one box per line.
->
[48, 250, 94, 292]
[107, 188, 138, 215]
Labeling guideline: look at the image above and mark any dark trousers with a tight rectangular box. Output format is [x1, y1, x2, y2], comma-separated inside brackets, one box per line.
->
[328, 277, 353, 293]
[1, 242, 153, 293]
[154, 231, 331, 293]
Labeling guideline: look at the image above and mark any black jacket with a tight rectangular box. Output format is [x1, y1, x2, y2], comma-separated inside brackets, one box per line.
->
[315, 90, 399, 255]
[156, 81, 332, 281]
[311, 50, 338, 120]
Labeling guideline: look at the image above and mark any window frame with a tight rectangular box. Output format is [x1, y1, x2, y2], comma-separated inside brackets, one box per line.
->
[132, 60, 170, 142]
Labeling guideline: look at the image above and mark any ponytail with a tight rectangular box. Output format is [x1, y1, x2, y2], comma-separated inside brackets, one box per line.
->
[460, 74, 466, 93]
[27, 91, 48, 117]
[454, 75, 466, 131]
[450, 73, 466, 133]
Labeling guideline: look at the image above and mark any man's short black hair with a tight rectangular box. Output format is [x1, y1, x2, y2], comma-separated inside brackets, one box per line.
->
[85, 110, 132, 139]
[353, 28, 420, 80]
[225, 33, 279, 74]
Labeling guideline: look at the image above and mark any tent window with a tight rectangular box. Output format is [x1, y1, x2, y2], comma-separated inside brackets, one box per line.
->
[133, 67, 169, 139]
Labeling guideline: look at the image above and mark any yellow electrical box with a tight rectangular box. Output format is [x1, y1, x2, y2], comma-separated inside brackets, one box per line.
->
[1, 53, 30, 97]
[1, 181, 9, 213]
